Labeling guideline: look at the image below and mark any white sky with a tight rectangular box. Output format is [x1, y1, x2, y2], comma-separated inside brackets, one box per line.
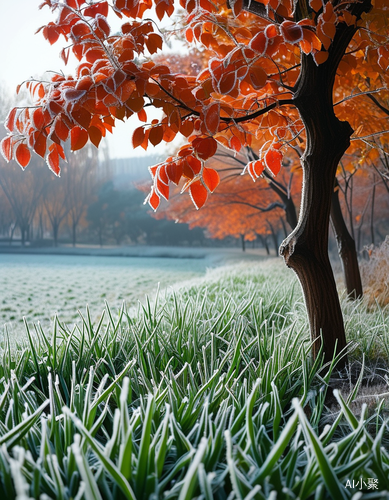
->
[0, 0, 175, 159]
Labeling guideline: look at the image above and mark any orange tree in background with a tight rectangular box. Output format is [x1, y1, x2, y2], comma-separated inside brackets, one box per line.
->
[152, 154, 294, 252]
[2, 0, 389, 367]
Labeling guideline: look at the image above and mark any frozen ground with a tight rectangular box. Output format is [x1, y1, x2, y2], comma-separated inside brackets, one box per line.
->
[0, 246, 269, 339]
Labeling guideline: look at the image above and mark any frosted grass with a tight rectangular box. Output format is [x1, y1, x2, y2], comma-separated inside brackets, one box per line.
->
[0, 253, 209, 337]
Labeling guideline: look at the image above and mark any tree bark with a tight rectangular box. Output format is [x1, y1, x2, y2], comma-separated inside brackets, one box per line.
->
[279, 0, 372, 369]
[267, 221, 278, 255]
[72, 222, 77, 247]
[330, 179, 363, 299]
[240, 234, 246, 252]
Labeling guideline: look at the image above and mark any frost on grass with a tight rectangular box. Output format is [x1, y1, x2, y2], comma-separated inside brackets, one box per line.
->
[0, 254, 207, 339]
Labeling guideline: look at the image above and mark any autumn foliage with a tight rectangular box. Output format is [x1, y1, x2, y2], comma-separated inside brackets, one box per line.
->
[1, 0, 387, 211]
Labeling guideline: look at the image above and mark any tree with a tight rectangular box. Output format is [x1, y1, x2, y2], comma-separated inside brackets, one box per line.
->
[2, 0, 389, 367]
[0, 157, 45, 245]
[153, 149, 296, 252]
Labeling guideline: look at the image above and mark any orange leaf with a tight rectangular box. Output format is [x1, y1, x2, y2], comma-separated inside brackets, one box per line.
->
[88, 126, 103, 148]
[166, 162, 183, 185]
[248, 65, 267, 90]
[230, 135, 242, 152]
[1, 136, 13, 162]
[322, 22, 336, 41]
[218, 72, 236, 94]
[138, 109, 147, 122]
[55, 118, 70, 142]
[5, 108, 17, 133]
[250, 32, 267, 55]
[192, 137, 217, 160]
[202, 167, 220, 192]
[148, 188, 160, 211]
[132, 126, 145, 148]
[33, 133, 47, 158]
[145, 33, 163, 54]
[204, 103, 220, 135]
[15, 143, 31, 169]
[71, 126, 89, 151]
[33, 108, 46, 130]
[280, 21, 303, 44]
[186, 155, 202, 174]
[189, 181, 208, 209]
[156, 178, 169, 200]
[313, 50, 329, 65]
[47, 149, 61, 176]
[42, 22, 60, 45]
[264, 148, 282, 176]
[309, 0, 322, 11]
[149, 125, 164, 146]
[72, 107, 92, 129]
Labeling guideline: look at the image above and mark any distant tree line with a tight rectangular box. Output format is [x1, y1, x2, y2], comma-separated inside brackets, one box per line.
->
[0, 143, 209, 248]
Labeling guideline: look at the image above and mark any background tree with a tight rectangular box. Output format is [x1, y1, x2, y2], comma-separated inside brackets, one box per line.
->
[3, 0, 389, 367]
[65, 144, 100, 246]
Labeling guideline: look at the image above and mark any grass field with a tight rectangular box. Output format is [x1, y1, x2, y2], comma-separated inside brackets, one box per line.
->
[0, 253, 210, 337]
[0, 258, 389, 499]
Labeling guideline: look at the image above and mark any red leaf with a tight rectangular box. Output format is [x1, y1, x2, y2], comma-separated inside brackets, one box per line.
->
[149, 125, 164, 146]
[204, 103, 220, 135]
[280, 21, 303, 44]
[84, 1, 109, 18]
[34, 133, 47, 158]
[132, 127, 145, 148]
[1, 136, 13, 162]
[202, 167, 219, 192]
[250, 32, 267, 55]
[72, 107, 92, 129]
[47, 149, 61, 176]
[247, 160, 265, 180]
[189, 181, 208, 209]
[186, 155, 202, 174]
[166, 162, 182, 185]
[71, 21, 90, 39]
[192, 136, 217, 160]
[95, 15, 111, 38]
[55, 118, 70, 142]
[218, 72, 236, 94]
[145, 33, 163, 54]
[33, 108, 45, 130]
[138, 109, 147, 122]
[42, 23, 60, 45]
[230, 136, 242, 152]
[264, 148, 282, 176]
[156, 178, 169, 200]
[248, 65, 267, 90]
[148, 188, 160, 211]
[5, 108, 17, 132]
[88, 126, 102, 148]
[15, 143, 31, 169]
[313, 50, 329, 65]
[71, 126, 89, 151]
[63, 89, 87, 103]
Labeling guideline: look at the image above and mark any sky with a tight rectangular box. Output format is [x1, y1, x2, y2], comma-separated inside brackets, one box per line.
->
[0, 1, 173, 159]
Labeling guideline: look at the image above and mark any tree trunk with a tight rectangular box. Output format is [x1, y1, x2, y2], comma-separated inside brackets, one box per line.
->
[370, 179, 376, 246]
[240, 234, 246, 252]
[280, 64, 352, 368]
[20, 225, 26, 246]
[267, 222, 278, 255]
[53, 224, 59, 247]
[330, 179, 363, 299]
[72, 221, 77, 247]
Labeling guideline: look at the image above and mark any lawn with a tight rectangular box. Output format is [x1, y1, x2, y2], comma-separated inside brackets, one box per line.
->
[0, 259, 388, 499]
